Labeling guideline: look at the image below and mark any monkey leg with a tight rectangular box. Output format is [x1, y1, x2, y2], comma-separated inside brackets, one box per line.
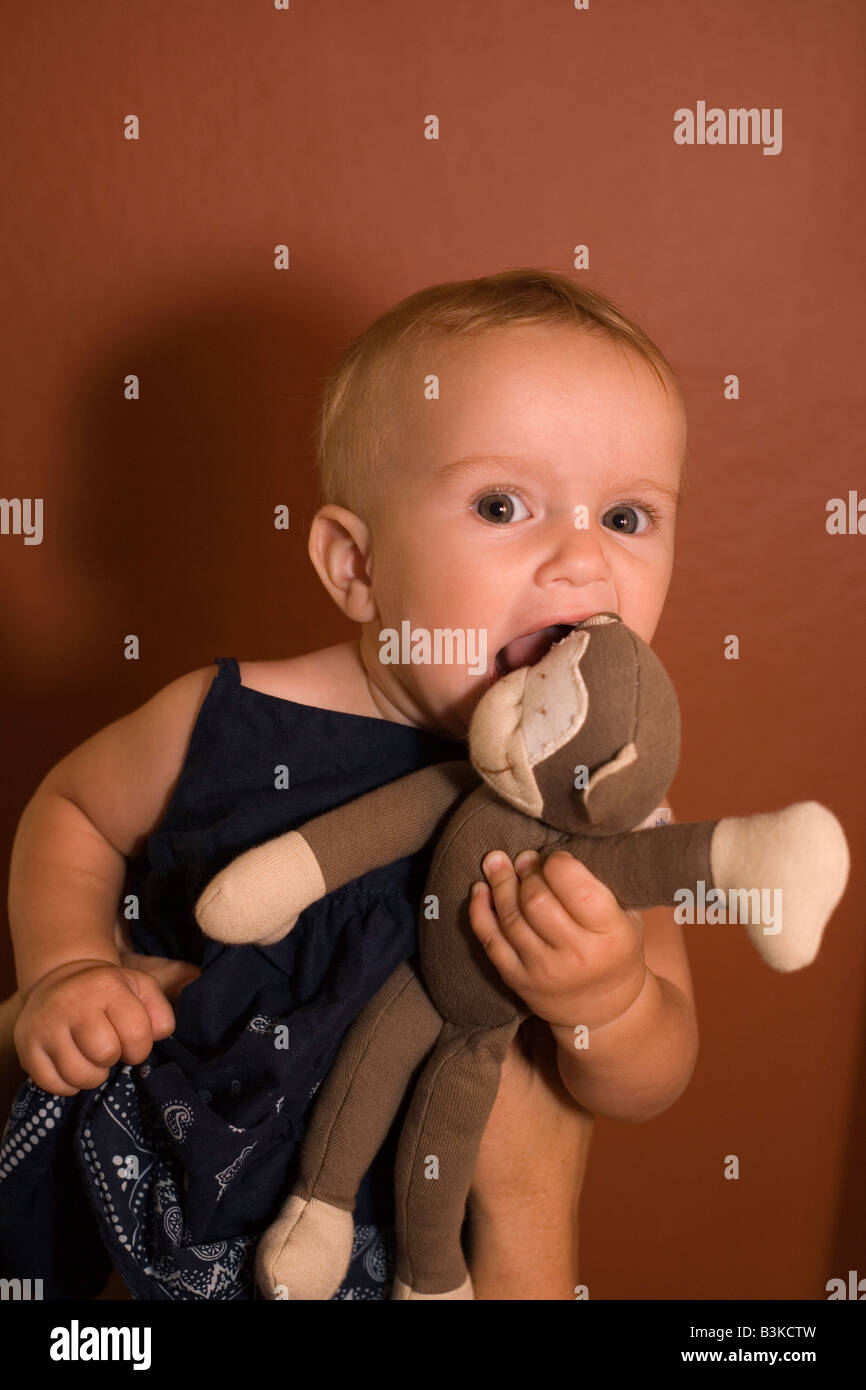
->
[255, 959, 444, 1301]
[391, 1016, 520, 1300]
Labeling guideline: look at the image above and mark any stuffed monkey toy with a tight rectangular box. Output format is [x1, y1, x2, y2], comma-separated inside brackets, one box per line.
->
[194, 614, 849, 1300]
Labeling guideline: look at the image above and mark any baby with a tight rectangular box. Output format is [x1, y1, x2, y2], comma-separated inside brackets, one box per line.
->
[0, 268, 697, 1301]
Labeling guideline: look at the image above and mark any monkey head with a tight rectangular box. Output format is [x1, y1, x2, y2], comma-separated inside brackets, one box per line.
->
[468, 614, 681, 835]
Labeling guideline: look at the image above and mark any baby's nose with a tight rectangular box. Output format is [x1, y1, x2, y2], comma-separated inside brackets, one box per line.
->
[534, 517, 608, 585]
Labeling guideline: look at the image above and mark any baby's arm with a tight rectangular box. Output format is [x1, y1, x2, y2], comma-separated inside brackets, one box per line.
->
[8, 666, 214, 1095]
[467, 1015, 590, 1299]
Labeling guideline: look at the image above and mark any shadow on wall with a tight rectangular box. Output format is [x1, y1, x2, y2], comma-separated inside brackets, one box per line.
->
[1, 287, 360, 991]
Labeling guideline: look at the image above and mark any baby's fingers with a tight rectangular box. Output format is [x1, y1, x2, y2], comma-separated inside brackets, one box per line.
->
[23, 1040, 86, 1097]
[13, 1013, 89, 1095]
[468, 881, 523, 982]
[41, 1028, 117, 1093]
[119, 968, 176, 1045]
[70, 1011, 126, 1071]
[541, 852, 624, 933]
[121, 954, 200, 1004]
[102, 982, 165, 1065]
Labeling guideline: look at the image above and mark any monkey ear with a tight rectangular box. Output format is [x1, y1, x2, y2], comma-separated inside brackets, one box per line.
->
[582, 741, 641, 827]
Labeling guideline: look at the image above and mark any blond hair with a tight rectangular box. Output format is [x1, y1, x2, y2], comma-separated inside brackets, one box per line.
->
[314, 267, 680, 515]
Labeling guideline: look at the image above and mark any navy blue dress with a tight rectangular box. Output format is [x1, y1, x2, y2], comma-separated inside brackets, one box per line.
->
[0, 657, 464, 1299]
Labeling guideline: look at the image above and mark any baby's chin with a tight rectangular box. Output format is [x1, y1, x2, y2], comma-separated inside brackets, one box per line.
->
[411, 670, 498, 742]
[354, 661, 469, 741]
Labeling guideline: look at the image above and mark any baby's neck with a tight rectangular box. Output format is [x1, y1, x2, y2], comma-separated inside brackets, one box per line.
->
[355, 635, 469, 742]
[298, 641, 462, 742]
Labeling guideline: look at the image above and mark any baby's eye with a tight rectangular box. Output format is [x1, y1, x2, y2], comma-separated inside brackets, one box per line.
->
[474, 491, 530, 524]
[602, 504, 653, 535]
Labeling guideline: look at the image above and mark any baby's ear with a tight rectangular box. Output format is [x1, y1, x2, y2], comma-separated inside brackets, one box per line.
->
[307, 505, 377, 623]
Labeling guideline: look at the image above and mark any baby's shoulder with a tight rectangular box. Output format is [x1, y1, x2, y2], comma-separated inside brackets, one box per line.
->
[238, 641, 377, 718]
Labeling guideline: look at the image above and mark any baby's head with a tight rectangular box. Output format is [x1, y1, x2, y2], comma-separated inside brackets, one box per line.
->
[308, 269, 687, 740]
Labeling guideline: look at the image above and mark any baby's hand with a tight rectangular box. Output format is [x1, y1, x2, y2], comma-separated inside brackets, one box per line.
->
[469, 850, 647, 1030]
[13, 957, 195, 1097]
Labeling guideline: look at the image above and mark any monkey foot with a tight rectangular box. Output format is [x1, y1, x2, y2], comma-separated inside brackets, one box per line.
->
[391, 1272, 475, 1300]
[709, 802, 849, 972]
[255, 1194, 355, 1300]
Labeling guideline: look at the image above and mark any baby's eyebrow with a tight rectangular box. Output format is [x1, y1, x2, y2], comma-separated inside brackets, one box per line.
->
[618, 476, 681, 508]
[434, 456, 681, 508]
[433, 454, 527, 482]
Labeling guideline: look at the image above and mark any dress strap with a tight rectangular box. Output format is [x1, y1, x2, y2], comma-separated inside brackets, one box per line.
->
[214, 656, 241, 685]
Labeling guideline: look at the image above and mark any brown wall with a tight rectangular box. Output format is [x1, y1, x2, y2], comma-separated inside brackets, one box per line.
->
[2, 1, 863, 1300]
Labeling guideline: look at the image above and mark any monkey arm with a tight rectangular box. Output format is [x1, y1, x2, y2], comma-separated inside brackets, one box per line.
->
[194, 759, 479, 945]
[553, 820, 718, 910]
[551, 802, 849, 972]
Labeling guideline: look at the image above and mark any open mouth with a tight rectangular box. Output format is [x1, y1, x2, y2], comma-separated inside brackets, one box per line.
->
[493, 624, 578, 679]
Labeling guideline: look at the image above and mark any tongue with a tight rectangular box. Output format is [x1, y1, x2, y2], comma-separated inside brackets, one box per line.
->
[498, 624, 573, 674]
